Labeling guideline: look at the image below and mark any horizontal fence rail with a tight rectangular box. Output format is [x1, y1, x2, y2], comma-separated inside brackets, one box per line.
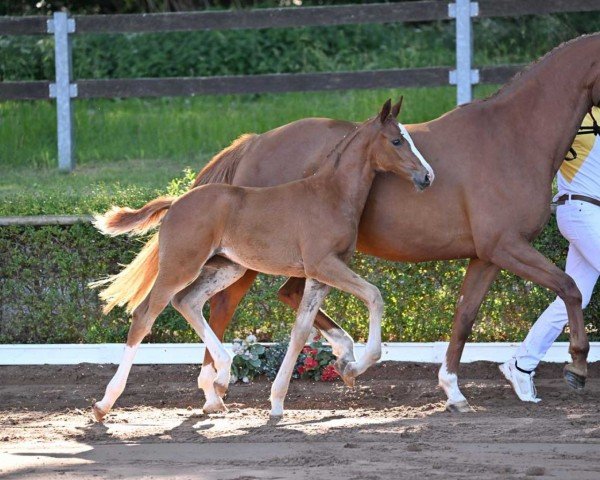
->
[0, 215, 93, 226]
[0, 2, 448, 35]
[0, 65, 526, 101]
[2, 0, 599, 35]
[0, 0, 598, 171]
[1, 342, 599, 365]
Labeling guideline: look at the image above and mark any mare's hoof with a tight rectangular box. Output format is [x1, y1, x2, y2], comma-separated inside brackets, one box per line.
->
[445, 400, 473, 413]
[92, 403, 108, 422]
[564, 366, 586, 390]
[202, 398, 228, 414]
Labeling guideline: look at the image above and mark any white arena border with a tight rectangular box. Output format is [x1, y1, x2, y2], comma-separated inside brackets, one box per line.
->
[0, 342, 598, 365]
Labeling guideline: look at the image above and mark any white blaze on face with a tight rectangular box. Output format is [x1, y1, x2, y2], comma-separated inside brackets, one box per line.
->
[398, 122, 435, 183]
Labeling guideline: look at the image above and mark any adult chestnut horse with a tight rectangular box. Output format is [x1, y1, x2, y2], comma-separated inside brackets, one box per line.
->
[91, 100, 432, 420]
[188, 34, 599, 413]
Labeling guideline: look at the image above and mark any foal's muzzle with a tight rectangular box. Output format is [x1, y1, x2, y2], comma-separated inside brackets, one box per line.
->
[414, 171, 432, 191]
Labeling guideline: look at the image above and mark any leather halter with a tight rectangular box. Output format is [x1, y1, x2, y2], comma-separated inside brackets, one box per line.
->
[565, 107, 600, 161]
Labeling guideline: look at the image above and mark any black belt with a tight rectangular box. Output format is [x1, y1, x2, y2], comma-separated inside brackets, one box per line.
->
[556, 194, 600, 208]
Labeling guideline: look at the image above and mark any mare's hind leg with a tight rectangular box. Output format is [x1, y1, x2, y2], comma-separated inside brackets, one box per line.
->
[487, 237, 589, 386]
[278, 277, 357, 381]
[306, 256, 384, 385]
[172, 257, 247, 413]
[270, 279, 330, 417]
[438, 259, 499, 413]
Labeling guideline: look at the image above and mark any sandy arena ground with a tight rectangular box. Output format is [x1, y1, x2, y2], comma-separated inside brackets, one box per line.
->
[1, 361, 599, 479]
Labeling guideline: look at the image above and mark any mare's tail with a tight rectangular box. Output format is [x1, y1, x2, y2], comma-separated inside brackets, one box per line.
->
[191, 133, 256, 188]
[90, 132, 256, 314]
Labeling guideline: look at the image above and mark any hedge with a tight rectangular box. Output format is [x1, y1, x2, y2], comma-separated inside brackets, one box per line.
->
[2, 15, 599, 83]
[1, 216, 598, 344]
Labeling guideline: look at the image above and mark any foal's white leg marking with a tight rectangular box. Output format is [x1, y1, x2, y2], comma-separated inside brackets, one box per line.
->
[270, 279, 330, 417]
[438, 358, 471, 412]
[171, 260, 247, 412]
[345, 287, 383, 378]
[197, 364, 222, 412]
[94, 344, 138, 419]
[398, 122, 435, 183]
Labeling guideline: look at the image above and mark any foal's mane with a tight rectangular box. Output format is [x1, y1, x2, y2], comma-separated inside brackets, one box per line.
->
[325, 116, 375, 169]
[476, 33, 599, 104]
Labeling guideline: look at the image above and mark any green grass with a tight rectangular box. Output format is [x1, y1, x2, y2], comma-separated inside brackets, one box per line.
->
[0, 85, 496, 216]
[1, 10, 598, 217]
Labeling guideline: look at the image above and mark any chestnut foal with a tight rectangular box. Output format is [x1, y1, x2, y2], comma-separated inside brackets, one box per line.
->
[91, 99, 432, 420]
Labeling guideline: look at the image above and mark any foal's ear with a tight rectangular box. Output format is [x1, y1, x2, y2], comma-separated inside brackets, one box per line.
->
[391, 96, 403, 119]
[379, 99, 392, 124]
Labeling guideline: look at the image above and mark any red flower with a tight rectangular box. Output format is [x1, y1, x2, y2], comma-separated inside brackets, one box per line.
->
[321, 364, 339, 382]
[297, 365, 306, 375]
[310, 348, 318, 356]
[303, 357, 318, 370]
[302, 346, 312, 355]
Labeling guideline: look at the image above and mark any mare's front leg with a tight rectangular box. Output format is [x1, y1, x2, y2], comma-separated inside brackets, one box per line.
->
[278, 277, 357, 380]
[270, 279, 331, 417]
[307, 256, 384, 385]
[438, 258, 499, 413]
[172, 257, 248, 413]
[487, 237, 589, 388]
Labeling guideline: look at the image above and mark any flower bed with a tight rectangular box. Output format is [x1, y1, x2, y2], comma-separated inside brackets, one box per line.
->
[229, 334, 339, 383]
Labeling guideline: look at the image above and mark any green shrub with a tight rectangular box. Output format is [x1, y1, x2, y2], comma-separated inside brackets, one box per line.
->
[1, 214, 598, 344]
[2, 14, 599, 83]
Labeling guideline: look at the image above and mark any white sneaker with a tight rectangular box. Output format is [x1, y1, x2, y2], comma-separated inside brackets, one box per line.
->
[499, 359, 541, 403]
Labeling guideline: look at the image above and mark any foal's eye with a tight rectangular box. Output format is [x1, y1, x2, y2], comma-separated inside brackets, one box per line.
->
[391, 138, 403, 146]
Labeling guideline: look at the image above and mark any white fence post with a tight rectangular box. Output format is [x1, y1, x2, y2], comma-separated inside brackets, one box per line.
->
[48, 12, 77, 172]
[449, 0, 479, 105]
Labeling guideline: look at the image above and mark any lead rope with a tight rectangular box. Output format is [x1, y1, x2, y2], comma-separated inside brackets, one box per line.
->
[565, 107, 600, 161]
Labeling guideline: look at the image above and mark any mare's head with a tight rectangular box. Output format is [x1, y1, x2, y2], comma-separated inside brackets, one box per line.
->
[367, 98, 433, 191]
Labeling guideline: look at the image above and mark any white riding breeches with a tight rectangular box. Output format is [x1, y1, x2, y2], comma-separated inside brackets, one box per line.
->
[515, 199, 600, 371]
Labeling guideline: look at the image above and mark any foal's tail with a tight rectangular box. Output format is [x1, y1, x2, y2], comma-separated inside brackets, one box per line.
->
[91, 196, 173, 313]
[89, 233, 159, 314]
[93, 196, 175, 237]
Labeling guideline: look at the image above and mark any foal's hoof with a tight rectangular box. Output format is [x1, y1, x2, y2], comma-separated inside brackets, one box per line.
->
[445, 400, 474, 413]
[92, 403, 108, 422]
[213, 380, 229, 399]
[202, 398, 228, 414]
[338, 362, 357, 388]
[268, 414, 283, 425]
[564, 365, 586, 390]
